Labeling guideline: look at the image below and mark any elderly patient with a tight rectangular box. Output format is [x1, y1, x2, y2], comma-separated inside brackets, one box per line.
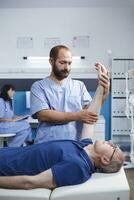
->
[0, 65, 124, 190]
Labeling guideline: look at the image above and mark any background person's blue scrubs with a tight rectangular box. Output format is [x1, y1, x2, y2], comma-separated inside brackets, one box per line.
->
[0, 98, 32, 147]
[0, 139, 95, 187]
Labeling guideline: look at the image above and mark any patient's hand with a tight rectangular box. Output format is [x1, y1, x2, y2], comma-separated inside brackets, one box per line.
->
[95, 62, 110, 101]
[95, 62, 107, 74]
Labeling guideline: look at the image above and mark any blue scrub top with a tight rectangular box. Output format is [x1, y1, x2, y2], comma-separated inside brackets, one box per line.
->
[0, 98, 30, 133]
[0, 139, 96, 187]
[0, 98, 14, 118]
[31, 77, 92, 142]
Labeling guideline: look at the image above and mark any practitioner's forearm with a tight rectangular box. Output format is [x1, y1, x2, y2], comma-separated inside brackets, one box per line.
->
[37, 109, 80, 124]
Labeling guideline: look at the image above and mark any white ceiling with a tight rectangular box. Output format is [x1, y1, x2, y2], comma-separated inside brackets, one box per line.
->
[0, 0, 134, 8]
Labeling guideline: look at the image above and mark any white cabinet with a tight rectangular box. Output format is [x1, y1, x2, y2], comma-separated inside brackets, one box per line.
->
[111, 58, 134, 152]
[94, 115, 105, 141]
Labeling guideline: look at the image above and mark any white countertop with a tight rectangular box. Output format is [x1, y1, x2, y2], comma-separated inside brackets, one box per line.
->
[0, 67, 99, 79]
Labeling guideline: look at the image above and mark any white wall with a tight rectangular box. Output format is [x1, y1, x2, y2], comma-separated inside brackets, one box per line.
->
[0, 7, 134, 75]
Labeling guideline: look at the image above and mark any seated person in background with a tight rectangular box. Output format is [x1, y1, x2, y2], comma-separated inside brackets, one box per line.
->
[0, 84, 33, 147]
[0, 66, 124, 189]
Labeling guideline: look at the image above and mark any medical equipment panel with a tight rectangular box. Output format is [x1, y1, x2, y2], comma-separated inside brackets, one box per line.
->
[111, 58, 134, 156]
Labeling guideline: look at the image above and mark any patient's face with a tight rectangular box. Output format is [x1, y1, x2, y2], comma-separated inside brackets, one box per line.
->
[94, 140, 124, 162]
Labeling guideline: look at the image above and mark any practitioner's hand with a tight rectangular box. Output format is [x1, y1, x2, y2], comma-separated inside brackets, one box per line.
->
[95, 62, 110, 101]
[78, 109, 98, 124]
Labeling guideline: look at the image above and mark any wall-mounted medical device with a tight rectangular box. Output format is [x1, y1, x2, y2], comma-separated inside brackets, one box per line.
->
[23, 56, 85, 60]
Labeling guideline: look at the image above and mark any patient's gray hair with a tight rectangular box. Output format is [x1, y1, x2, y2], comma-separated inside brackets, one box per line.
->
[97, 151, 124, 173]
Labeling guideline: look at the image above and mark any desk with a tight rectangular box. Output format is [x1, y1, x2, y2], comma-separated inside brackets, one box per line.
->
[0, 133, 16, 147]
[94, 115, 105, 140]
[27, 117, 38, 129]
[28, 115, 105, 141]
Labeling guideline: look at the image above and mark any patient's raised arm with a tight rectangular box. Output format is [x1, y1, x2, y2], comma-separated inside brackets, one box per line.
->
[81, 85, 104, 140]
[81, 64, 106, 140]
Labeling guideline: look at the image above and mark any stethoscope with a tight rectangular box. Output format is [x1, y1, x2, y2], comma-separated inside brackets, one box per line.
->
[4, 98, 14, 113]
[4, 100, 13, 112]
[4, 101, 8, 112]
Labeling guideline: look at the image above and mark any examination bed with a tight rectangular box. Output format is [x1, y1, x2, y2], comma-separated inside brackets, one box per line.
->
[0, 167, 129, 200]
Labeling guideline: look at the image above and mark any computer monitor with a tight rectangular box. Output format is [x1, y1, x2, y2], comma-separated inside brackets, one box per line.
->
[26, 91, 30, 109]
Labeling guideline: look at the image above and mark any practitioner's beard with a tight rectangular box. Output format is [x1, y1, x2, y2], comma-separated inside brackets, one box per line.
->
[52, 64, 70, 80]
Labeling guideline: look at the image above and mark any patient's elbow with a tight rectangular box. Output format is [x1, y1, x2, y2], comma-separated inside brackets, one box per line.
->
[23, 175, 56, 190]
[23, 176, 37, 190]
[24, 183, 34, 190]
